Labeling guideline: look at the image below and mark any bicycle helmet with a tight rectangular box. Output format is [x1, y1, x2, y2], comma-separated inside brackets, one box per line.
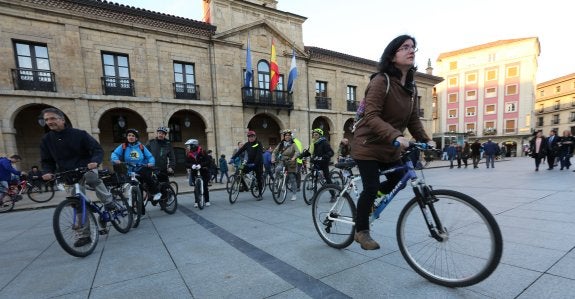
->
[281, 129, 292, 136]
[247, 130, 256, 137]
[185, 139, 199, 146]
[312, 128, 324, 136]
[126, 128, 139, 139]
[157, 126, 169, 134]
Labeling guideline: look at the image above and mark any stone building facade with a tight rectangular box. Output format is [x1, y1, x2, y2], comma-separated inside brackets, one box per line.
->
[0, 0, 442, 172]
[535, 73, 575, 136]
[435, 38, 540, 156]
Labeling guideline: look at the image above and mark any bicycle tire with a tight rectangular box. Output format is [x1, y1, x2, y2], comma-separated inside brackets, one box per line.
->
[250, 175, 264, 198]
[170, 181, 179, 195]
[228, 177, 240, 204]
[27, 184, 55, 203]
[52, 197, 99, 257]
[396, 189, 503, 287]
[226, 175, 236, 194]
[312, 184, 356, 249]
[194, 177, 205, 210]
[328, 170, 344, 189]
[272, 173, 286, 204]
[161, 185, 178, 214]
[302, 173, 316, 205]
[0, 198, 14, 213]
[110, 196, 133, 233]
[131, 186, 143, 228]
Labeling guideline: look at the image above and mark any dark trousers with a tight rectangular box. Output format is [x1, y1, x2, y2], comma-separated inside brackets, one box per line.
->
[354, 159, 403, 232]
[137, 167, 159, 194]
[546, 153, 556, 169]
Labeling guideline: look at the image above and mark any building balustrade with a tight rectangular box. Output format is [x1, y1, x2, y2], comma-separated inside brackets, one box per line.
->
[11, 68, 56, 92]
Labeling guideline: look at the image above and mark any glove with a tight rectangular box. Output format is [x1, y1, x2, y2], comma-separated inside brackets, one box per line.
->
[394, 136, 409, 149]
[167, 167, 174, 174]
[192, 164, 201, 170]
[313, 156, 323, 161]
[426, 140, 437, 149]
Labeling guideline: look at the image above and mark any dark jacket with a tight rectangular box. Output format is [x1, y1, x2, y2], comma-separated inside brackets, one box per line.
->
[185, 146, 210, 177]
[146, 139, 176, 171]
[301, 137, 334, 167]
[231, 140, 264, 165]
[470, 141, 482, 156]
[483, 141, 500, 155]
[351, 73, 429, 162]
[40, 127, 104, 173]
[529, 137, 548, 158]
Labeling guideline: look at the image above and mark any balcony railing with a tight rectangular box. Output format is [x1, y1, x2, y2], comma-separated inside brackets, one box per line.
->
[173, 83, 200, 100]
[315, 96, 331, 109]
[11, 68, 56, 92]
[346, 101, 358, 112]
[101, 76, 135, 96]
[483, 128, 497, 135]
[241, 87, 292, 110]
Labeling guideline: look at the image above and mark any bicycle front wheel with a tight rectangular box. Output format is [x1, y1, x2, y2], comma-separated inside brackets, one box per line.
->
[226, 175, 236, 194]
[194, 178, 205, 210]
[170, 181, 179, 195]
[228, 177, 240, 204]
[131, 186, 143, 228]
[312, 184, 356, 249]
[110, 197, 133, 233]
[302, 173, 316, 205]
[396, 189, 503, 287]
[52, 198, 99, 257]
[161, 185, 178, 214]
[27, 184, 55, 203]
[271, 173, 286, 205]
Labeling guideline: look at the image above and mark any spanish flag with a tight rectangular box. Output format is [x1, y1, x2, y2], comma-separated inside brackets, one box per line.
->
[270, 38, 279, 92]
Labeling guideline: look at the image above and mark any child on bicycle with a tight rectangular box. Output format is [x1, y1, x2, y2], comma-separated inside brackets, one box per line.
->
[0, 155, 22, 205]
[185, 139, 211, 207]
[111, 128, 162, 202]
[271, 129, 300, 201]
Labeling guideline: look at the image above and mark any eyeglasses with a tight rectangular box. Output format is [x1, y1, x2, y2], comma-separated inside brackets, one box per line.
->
[248, 135, 256, 138]
[397, 45, 418, 53]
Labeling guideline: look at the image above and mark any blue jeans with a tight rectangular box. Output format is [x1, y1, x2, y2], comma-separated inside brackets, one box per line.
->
[485, 154, 495, 168]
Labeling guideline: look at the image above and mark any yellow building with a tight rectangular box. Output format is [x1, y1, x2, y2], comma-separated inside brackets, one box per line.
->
[435, 38, 540, 156]
[535, 73, 575, 137]
[0, 0, 442, 172]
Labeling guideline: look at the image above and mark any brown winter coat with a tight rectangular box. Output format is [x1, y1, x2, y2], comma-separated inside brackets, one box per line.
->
[351, 73, 430, 163]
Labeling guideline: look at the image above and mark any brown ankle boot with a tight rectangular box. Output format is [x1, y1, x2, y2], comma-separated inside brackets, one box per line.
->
[354, 230, 380, 250]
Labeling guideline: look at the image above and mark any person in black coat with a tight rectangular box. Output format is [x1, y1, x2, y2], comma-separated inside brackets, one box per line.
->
[529, 130, 548, 171]
[546, 129, 560, 170]
[230, 130, 264, 199]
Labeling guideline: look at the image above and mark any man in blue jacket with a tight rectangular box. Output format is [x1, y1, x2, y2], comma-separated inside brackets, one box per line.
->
[483, 139, 500, 169]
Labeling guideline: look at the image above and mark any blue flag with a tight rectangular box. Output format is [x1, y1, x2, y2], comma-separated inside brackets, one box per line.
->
[287, 49, 297, 93]
[245, 37, 253, 88]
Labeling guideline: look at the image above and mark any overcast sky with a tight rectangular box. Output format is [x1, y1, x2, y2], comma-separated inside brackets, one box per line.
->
[112, 0, 572, 83]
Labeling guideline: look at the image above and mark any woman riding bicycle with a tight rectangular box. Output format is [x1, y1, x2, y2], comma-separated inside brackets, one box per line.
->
[271, 129, 300, 201]
[351, 35, 434, 250]
[110, 128, 162, 202]
[185, 138, 211, 207]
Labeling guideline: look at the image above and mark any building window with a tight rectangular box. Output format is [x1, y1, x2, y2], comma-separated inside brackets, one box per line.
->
[572, 97, 575, 107]
[538, 104, 544, 113]
[537, 117, 544, 126]
[556, 85, 561, 93]
[101, 52, 134, 96]
[554, 101, 560, 110]
[346, 85, 356, 101]
[257, 60, 271, 90]
[466, 73, 477, 84]
[12, 41, 56, 92]
[485, 121, 495, 129]
[448, 109, 457, 118]
[449, 61, 458, 70]
[506, 66, 518, 78]
[465, 123, 476, 134]
[540, 90, 545, 97]
[570, 112, 575, 122]
[485, 87, 497, 98]
[505, 102, 517, 113]
[466, 106, 476, 116]
[505, 84, 518, 95]
[316, 81, 327, 97]
[485, 104, 496, 114]
[553, 114, 560, 125]
[488, 53, 496, 62]
[448, 93, 458, 103]
[448, 124, 457, 132]
[448, 76, 458, 87]
[505, 119, 516, 133]
[486, 69, 497, 81]
[173, 62, 198, 100]
[466, 90, 477, 101]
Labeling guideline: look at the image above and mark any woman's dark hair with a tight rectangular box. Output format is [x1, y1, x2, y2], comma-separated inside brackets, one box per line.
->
[377, 34, 418, 92]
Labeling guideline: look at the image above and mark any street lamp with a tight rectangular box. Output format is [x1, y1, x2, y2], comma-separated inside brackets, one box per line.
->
[117, 116, 126, 128]
[184, 116, 191, 128]
[262, 118, 268, 129]
[37, 117, 45, 127]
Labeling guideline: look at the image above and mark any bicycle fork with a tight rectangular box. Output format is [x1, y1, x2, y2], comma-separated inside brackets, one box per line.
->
[412, 181, 447, 242]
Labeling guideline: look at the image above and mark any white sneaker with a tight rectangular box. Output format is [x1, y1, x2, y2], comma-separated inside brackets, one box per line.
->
[194, 203, 198, 208]
[290, 195, 297, 201]
[153, 193, 162, 201]
[205, 202, 211, 207]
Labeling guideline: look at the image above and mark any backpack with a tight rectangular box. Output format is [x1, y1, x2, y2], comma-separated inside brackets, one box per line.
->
[352, 72, 390, 133]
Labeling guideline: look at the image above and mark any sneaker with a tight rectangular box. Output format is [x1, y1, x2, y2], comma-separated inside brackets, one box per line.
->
[256, 195, 263, 201]
[153, 193, 162, 201]
[354, 230, 380, 250]
[74, 237, 92, 247]
[290, 195, 297, 201]
[194, 203, 198, 208]
[205, 202, 211, 207]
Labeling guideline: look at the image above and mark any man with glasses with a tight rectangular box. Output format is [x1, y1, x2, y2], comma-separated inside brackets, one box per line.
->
[230, 130, 264, 200]
[39, 107, 113, 247]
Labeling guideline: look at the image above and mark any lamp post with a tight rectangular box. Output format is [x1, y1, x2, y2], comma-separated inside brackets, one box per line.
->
[184, 116, 191, 128]
[117, 116, 126, 128]
[37, 117, 45, 127]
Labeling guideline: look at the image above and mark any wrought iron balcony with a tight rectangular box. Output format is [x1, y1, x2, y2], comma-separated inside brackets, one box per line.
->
[241, 87, 293, 110]
[483, 128, 497, 135]
[315, 96, 331, 109]
[173, 83, 200, 100]
[346, 100, 358, 112]
[11, 68, 56, 92]
[101, 76, 135, 96]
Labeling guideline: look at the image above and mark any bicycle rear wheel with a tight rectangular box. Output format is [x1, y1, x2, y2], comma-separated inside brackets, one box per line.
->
[396, 189, 503, 287]
[53, 198, 99, 257]
[229, 176, 240, 204]
[161, 185, 178, 214]
[27, 184, 55, 203]
[110, 197, 133, 233]
[131, 186, 143, 228]
[328, 170, 344, 189]
[0, 198, 14, 213]
[272, 173, 286, 205]
[312, 184, 356, 248]
[194, 178, 205, 210]
[302, 173, 316, 205]
[170, 181, 179, 195]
